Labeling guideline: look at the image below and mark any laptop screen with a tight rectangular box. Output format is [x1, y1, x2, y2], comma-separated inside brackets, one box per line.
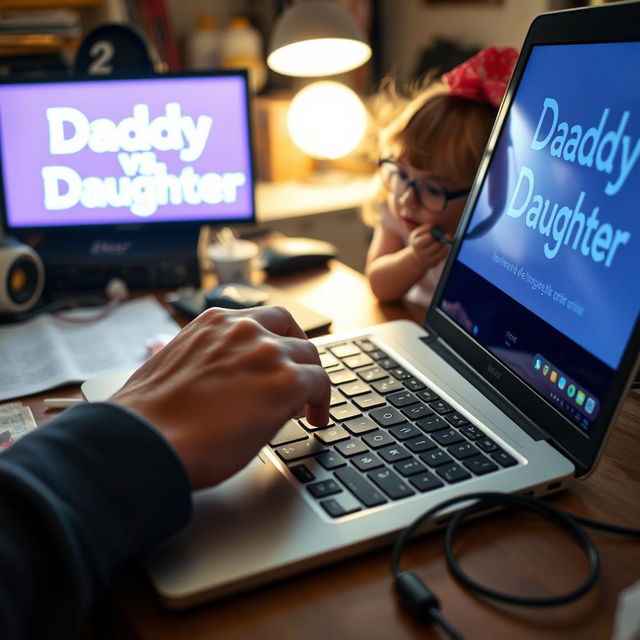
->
[439, 42, 639, 435]
[0, 70, 255, 231]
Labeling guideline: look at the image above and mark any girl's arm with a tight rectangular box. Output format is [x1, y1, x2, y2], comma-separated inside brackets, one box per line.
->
[365, 223, 429, 303]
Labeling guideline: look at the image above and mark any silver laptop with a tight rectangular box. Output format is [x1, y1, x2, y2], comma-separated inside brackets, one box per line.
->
[82, 2, 640, 610]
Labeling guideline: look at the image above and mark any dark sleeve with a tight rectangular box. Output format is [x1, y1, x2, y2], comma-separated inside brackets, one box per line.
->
[0, 402, 192, 640]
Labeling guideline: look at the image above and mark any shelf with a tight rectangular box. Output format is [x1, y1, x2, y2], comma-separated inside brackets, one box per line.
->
[0, 0, 103, 8]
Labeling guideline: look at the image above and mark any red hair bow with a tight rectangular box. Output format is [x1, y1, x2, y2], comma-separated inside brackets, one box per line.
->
[442, 46, 519, 108]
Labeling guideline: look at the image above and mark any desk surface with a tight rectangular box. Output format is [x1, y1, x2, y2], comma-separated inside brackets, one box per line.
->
[19, 260, 640, 640]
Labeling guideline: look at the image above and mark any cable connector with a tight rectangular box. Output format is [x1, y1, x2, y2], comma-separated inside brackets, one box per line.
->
[395, 571, 440, 619]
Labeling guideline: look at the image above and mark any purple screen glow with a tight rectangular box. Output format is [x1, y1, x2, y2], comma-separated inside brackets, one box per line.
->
[0, 73, 254, 229]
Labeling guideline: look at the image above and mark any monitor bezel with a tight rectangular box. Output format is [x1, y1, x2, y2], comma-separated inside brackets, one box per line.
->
[426, 2, 640, 477]
[0, 68, 257, 236]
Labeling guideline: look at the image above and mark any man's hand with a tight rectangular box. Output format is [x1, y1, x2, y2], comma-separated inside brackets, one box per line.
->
[408, 223, 450, 270]
[110, 306, 330, 489]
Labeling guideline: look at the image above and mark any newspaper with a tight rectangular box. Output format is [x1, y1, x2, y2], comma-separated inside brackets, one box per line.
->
[0, 296, 180, 402]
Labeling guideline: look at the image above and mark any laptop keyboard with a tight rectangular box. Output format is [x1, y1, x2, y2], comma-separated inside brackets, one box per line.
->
[269, 337, 518, 518]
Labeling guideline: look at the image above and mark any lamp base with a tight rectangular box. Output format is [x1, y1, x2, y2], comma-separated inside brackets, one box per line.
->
[303, 160, 355, 185]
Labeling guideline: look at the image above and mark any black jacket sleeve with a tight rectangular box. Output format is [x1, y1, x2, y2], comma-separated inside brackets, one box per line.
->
[0, 402, 192, 640]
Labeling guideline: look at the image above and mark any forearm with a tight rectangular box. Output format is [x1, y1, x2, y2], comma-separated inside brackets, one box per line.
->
[366, 245, 427, 302]
[0, 403, 192, 640]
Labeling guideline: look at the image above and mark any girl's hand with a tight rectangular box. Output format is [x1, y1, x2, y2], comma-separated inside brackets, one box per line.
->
[408, 223, 450, 270]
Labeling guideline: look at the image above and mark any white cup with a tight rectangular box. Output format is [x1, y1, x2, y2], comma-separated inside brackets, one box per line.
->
[207, 239, 259, 284]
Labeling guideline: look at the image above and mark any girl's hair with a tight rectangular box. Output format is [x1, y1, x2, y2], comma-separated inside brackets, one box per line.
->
[362, 75, 497, 225]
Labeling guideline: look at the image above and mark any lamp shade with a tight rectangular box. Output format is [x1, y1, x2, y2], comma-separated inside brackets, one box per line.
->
[267, 0, 372, 77]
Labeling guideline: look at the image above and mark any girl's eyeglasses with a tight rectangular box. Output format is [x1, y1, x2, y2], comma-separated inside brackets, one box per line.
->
[378, 158, 471, 214]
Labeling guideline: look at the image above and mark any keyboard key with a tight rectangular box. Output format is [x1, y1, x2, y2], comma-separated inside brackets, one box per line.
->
[401, 403, 433, 420]
[410, 471, 444, 492]
[389, 423, 422, 440]
[372, 378, 404, 394]
[417, 388, 440, 403]
[353, 393, 386, 410]
[429, 399, 454, 415]
[464, 455, 499, 475]
[289, 464, 315, 483]
[316, 450, 347, 470]
[314, 425, 350, 444]
[445, 412, 470, 427]
[276, 439, 326, 462]
[387, 391, 418, 407]
[362, 430, 396, 449]
[378, 443, 412, 463]
[335, 438, 370, 457]
[357, 366, 388, 382]
[404, 377, 426, 392]
[369, 349, 389, 360]
[330, 402, 362, 422]
[394, 458, 428, 476]
[368, 468, 414, 499]
[459, 424, 484, 440]
[343, 354, 374, 369]
[320, 497, 361, 518]
[352, 452, 384, 472]
[378, 358, 398, 369]
[491, 450, 518, 467]
[329, 343, 361, 358]
[420, 449, 453, 467]
[270, 419, 308, 446]
[416, 414, 449, 433]
[447, 441, 481, 459]
[405, 435, 437, 453]
[335, 467, 387, 507]
[343, 416, 378, 435]
[476, 437, 500, 453]
[320, 352, 340, 368]
[330, 388, 347, 406]
[308, 479, 343, 498]
[299, 416, 334, 431]
[354, 338, 376, 352]
[436, 463, 472, 484]
[389, 367, 412, 380]
[369, 406, 406, 427]
[431, 428, 464, 447]
[338, 380, 371, 397]
[329, 368, 357, 385]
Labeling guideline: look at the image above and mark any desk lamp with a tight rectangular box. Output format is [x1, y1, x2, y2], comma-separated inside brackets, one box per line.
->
[267, 0, 371, 77]
[267, 1, 371, 180]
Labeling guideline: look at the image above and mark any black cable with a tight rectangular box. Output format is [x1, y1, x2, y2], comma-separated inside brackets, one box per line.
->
[392, 491, 640, 639]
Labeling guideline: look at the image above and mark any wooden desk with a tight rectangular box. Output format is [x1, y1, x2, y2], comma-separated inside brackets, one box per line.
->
[18, 260, 640, 640]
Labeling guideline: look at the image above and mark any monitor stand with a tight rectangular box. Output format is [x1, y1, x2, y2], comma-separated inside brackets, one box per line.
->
[26, 227, 202, 294]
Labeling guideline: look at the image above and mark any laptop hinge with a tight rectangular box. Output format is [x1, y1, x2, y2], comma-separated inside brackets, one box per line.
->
[420, 336, 549, 442]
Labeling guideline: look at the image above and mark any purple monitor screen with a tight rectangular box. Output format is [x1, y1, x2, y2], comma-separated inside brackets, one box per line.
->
[0, 71, 255, 230]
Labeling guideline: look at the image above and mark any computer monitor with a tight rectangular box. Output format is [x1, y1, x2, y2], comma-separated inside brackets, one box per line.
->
[0, 69, 256, 290]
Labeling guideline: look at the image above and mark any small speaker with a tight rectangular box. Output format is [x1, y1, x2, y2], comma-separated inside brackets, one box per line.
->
[0, 239, 45, 315]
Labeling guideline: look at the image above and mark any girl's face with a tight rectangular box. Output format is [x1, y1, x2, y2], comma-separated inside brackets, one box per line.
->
[386, 155, 471, 238]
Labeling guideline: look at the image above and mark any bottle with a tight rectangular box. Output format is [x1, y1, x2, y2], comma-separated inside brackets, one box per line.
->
[184, 14, 221, 71]
[219, 15, 267, 93]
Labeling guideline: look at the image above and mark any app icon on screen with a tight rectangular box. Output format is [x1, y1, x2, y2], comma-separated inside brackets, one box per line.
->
[576, 390, 586, 406]
[585, 397, 596, 414]
[550, 371, 558, 383]
[543, 364, 550, 376]
[534, 358, 542, 370]
[558, 377, 566, 390]
[567, 384, 576, 398]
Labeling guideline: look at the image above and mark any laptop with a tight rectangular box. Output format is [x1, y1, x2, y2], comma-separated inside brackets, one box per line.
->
[82, 2, 640, 610]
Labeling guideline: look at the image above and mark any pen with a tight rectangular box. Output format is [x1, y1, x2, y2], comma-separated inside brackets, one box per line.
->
[43, 398, 85, 409]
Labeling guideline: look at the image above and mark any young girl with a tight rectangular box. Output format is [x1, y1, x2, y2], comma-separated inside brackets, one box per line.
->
[365, 46, 518, 307]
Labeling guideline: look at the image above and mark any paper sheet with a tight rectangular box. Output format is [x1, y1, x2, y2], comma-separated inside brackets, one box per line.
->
[0, 401, 38, 449]
[0, 296, 180, 402]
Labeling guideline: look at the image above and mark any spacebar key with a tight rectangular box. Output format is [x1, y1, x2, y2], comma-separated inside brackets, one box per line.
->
[335, 467, 387, 508]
